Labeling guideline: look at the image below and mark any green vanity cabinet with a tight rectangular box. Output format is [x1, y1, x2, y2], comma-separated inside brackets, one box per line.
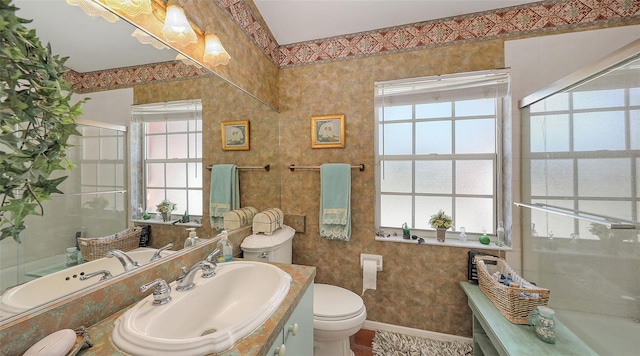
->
[268, 283, 314, 355]
[460, 282, 596, 356]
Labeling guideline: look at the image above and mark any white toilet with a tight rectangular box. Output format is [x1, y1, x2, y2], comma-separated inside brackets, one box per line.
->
[241, 226, 366, 356]
[313, 283, 367, 356]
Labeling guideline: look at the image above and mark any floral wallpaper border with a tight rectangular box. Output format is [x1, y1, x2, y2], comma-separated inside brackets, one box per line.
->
[65, 61, 211, 93]
[219, 0, 639, 68]
[68, 0, 639, 91]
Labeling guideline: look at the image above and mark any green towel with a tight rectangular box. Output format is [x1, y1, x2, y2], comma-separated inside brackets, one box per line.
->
[320, 163, 351, 241]
[210, 164, 239, 230]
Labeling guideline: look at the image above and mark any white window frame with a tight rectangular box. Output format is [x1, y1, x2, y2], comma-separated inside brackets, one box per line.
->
[77, 120, 127, 212]
[522, 86, 640, 240]
[132, 100, 203, 218]
[374, 70, 509, 238]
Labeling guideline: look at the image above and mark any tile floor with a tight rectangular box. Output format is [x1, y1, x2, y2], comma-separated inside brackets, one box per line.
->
[352, 329, 375, 356]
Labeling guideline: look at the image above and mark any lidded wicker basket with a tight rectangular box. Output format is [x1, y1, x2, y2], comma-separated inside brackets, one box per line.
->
[475, 255, 550, 324]
[77, 227, 142, 261]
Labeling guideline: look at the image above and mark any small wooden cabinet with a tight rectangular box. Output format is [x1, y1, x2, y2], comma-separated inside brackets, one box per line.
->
[267, 283, 314, 356]
[460, 282, 596, 356]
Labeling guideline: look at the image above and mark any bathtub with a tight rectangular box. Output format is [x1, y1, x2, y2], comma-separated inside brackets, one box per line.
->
[555, 309, 640, 356]
[0, 247, 174, 318]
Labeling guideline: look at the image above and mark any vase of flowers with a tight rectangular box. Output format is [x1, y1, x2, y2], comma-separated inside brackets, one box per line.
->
[156, 200, 177, 221]
[429, 210, 453, 242]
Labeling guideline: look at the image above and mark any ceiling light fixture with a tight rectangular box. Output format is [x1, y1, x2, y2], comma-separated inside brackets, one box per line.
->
[66, 0, 119, 23]
[103, 0, 152, 17]
[131, 28, 168, 50]
[203, 33, 231, 67]
[161, 0, 197, 45]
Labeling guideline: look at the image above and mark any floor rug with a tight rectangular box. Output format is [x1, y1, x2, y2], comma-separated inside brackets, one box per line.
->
[372, 330, 473, 356]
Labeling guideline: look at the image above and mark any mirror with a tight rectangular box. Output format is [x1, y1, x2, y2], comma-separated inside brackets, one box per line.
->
[0, 1, 280, 322]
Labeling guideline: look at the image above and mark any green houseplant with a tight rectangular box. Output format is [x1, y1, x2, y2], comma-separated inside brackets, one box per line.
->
[156, 200, 177, 221]
[0, 0, 86, 242]
[429, 210, 453, 242]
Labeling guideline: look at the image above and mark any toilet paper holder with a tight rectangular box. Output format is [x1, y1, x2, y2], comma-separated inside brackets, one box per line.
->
[360, 254, 383, 271]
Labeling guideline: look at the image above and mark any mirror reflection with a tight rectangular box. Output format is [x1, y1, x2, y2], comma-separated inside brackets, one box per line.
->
[1, 1, 281, 322]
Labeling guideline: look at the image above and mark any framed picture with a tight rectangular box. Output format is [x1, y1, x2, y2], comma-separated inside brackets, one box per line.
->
[311, 114, 345, 148]
[221, 120, 250, 151]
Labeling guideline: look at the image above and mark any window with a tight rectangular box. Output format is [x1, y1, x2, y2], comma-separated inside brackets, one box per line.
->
[132, 100, 203, 216]
[77, 123, 127, 212]
[375, 70, 510, 235]
[522, 57, 640, 240]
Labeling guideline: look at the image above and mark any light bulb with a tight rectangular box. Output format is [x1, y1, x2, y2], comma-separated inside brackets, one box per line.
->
[162, 3, 197, 45]
[203, 33, 231, 66]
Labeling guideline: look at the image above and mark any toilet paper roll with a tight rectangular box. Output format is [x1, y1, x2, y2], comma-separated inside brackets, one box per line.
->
[362, 259, 377, 296]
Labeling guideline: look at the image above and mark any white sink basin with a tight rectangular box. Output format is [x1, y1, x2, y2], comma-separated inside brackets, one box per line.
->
[112, 261, 292, 356]
[0, 248, 173, 317]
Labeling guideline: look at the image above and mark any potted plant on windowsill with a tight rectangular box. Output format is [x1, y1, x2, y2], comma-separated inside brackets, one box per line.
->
[156, 200, 177, 222]
[429, 210, 453, 242]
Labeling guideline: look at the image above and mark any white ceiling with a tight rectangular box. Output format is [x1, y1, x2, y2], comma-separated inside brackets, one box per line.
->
[254, 0, 541, 45]
[13, 0, 178, 72]
[12, 0, 541, 72]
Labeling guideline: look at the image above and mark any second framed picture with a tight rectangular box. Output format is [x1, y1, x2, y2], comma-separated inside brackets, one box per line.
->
[221, 120, 250, 151]
[311, 114, 345, 148]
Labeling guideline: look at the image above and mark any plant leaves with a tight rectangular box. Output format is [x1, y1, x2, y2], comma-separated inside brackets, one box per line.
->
[0, 0, 87, 242]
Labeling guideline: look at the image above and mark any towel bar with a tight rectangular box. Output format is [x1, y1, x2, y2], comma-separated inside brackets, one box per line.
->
[289, 164, 365, 171]
[206, 164, 270, 171]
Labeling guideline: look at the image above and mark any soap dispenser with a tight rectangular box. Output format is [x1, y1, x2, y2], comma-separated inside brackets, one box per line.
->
[184, 228, 200, 248]
[215, 230, 233, 263]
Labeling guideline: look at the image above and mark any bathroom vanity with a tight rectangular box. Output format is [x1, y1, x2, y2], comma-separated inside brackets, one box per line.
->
[78, 262, 315, 356]
[460, 282, 595, 355]
[267, 283, 314, 355]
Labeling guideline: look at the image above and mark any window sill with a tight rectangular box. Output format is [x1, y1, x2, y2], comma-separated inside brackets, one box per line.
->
[375, 235, 511, 251]
[131, 219, 202, 227]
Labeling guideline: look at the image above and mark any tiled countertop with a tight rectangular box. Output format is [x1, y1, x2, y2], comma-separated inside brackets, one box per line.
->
[78, 262, 316, 356]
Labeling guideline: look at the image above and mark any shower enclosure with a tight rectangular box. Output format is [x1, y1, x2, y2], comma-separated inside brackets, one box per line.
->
[0, 119, 128, 291]
[519, 39, 639, 355]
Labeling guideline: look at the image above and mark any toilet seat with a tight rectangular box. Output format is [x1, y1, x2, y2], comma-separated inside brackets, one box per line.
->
[314, 284, 365, 321]
[313, 284, 367, 355]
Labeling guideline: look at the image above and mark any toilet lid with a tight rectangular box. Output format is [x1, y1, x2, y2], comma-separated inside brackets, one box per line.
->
[240, 225, 294, 251]
[314, 284, 364, 320]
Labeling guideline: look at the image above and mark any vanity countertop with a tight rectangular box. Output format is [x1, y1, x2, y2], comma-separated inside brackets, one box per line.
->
[78, 262, 316, 356]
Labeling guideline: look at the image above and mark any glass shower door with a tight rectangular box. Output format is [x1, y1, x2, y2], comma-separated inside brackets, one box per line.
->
[0, 119, 128, 290]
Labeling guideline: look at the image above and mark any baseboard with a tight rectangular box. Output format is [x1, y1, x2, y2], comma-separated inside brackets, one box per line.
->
[362, 320, 473, 344]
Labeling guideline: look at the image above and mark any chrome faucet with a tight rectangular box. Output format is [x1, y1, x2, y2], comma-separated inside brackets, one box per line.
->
[106, 249, 139, 272]
[150, 243, 174, 262]
[205, 248, 221, 264]
[140, 278, 172, 305]
[80, 270, 113, 281]
[175, 260, 217, 291]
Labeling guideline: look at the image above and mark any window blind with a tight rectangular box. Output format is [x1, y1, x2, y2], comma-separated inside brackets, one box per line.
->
[131, 99, 202, 122]
[375, 70, 510, 106]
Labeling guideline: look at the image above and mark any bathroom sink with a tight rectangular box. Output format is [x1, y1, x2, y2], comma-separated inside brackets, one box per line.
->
[0, 248, 174, 317]
[112, 261, 292, 356]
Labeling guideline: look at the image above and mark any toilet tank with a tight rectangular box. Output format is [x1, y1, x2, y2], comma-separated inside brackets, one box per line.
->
[240, 225, 294, 263]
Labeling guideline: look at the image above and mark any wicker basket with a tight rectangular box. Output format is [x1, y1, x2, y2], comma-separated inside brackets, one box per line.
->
[475, 255, 550, 324]
[78, 227, 142, 261]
